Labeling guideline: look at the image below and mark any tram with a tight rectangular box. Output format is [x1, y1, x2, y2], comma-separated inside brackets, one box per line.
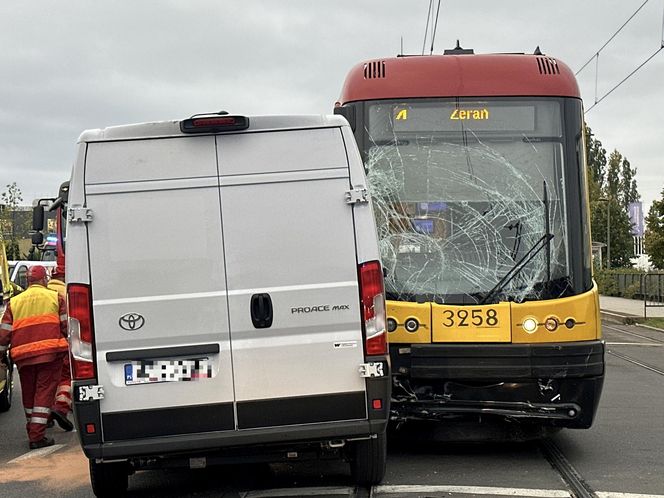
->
[335, 45, 604, 430]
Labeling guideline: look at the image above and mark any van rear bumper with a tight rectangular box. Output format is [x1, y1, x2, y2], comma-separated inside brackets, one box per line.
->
[81, 419, 388, 460]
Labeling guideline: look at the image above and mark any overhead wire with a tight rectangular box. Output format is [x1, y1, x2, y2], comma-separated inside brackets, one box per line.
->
[422, 0, 433, 55]
[576, 0, 652, 75]
[585, 45, 664, 113]
[576, 0, 664, 113]
[429, 0, 442, 55]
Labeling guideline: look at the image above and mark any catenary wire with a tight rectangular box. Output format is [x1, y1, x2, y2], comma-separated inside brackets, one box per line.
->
[585, 45, 663, 113]
[422, 0, 433, 55]
[429, 0, 442, 55]
[576, 0, 652, 75]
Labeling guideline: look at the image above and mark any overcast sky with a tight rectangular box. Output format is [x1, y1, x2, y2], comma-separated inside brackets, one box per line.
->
[1, 0, 662, 211]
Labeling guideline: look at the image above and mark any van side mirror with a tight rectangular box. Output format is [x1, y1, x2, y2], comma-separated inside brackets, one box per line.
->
[32, 232, 44, 246]
[32, 205, 45, 231]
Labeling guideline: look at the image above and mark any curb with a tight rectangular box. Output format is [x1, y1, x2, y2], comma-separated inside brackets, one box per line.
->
[635, 323, 664, 334]
[600, 310, 643, 325]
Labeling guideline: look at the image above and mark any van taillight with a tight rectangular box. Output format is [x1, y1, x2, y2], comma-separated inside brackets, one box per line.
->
[180, 114, 250, 134]
[67, 283, 96, 380]
[359, 260, 387, 356]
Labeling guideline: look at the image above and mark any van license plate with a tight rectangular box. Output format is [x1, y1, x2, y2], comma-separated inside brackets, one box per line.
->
[124, 359, 212, 385]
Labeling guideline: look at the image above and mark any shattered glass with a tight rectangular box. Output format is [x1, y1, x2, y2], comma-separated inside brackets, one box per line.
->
[365, 99, 571, 304]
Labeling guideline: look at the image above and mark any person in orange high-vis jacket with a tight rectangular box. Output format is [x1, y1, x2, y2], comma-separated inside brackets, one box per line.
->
[47, 266, 73, 431]
[0, 265, 69, 449]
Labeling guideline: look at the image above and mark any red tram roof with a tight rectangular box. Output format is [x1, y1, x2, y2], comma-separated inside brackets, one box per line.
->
[337, 53, 580, 105]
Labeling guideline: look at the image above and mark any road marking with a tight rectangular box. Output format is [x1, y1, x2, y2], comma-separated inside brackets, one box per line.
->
[603, 324, 664, 343]
[8, 444, 66, 463]
[242, 487, 355, 497]
[606, 342, 664, 346]
[607, 350, 664, 376]
[373, 485, 571, 497]
[597, 493, 664, 498]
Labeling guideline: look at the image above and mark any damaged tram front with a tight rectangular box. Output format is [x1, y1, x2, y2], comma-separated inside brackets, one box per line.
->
[335, 47, 604, 431]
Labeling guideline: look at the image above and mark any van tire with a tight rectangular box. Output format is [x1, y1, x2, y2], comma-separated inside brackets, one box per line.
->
[0, 361, 12, 412]
[0, 385, 10, 412]
[89, 460, 129, 497]
[350, 431, 387, 485]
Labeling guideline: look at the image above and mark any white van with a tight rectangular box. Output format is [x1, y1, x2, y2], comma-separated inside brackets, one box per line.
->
[8, 260, 56, 291]
[65, 113, 390, 496]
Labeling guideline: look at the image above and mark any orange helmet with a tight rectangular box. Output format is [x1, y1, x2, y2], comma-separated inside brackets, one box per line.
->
[26, 265, 48, 284]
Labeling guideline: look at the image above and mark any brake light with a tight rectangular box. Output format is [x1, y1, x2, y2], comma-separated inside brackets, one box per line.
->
[358, 260, 387, 356]
[180, 114, 250, 134]
[67, 283, 96, 380]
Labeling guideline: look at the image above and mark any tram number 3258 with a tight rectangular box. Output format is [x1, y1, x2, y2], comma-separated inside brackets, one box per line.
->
[441, 308, 499, 327]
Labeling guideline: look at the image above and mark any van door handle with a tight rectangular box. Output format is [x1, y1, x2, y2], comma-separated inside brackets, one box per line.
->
[250, 293, 273, 329]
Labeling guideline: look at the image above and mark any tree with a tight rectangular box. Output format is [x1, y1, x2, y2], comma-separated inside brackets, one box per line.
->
[584, 126, 607, 195]
[605, 150, 622, 200]
[645, 189, 664, 269]
[590, 196, 634, 268]
[0, 182, 25, 260]
[585, 133, 640, 268]
[619, 156, 640, 210]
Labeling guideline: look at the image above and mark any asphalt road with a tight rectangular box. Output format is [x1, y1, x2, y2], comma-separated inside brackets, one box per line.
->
[1, 320, 662, 497]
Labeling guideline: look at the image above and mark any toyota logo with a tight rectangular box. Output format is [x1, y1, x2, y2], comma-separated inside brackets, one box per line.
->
[118, 313, 145, 331]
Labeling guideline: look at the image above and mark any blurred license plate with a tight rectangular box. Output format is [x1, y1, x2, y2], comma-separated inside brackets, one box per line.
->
[124, 358, 212, 385]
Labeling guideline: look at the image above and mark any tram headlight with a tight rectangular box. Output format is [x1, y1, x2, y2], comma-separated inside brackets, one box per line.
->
[544, 317, 559, 332]
[404, 318, 420, 333]
[387, 318, 398, 333]
[522, 317, 538, 334]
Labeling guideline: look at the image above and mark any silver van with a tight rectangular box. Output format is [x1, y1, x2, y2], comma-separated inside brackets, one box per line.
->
[65, 114, 390, 496]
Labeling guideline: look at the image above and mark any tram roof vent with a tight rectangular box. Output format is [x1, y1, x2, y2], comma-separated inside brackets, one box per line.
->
[536, 56, 560, 75]
[363, 60, 386, 79]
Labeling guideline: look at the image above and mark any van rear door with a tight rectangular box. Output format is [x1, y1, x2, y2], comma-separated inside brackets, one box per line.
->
[217, 127, 368, 429]
[84, 136, 235, 440]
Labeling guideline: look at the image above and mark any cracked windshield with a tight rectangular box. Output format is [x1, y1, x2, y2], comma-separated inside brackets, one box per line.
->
[366, 99, 570, 304]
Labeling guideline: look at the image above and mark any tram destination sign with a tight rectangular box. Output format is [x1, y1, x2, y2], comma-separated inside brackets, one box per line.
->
[393, 104, 536, 133]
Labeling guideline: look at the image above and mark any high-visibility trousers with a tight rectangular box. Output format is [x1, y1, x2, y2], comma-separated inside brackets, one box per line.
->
[52, 353, 72, 415]
[18, 357, 63, 443]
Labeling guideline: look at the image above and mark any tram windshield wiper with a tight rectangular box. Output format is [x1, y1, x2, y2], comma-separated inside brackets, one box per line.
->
[480, 181, 553, 305]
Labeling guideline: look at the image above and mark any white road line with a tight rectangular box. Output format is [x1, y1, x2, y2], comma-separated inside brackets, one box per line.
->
[373, 485, 571, 497]
[597, 493, 664, 498]
[8, 444, 66, 464]
[242, 487, 355, 497]
[606, 342, 664, 346]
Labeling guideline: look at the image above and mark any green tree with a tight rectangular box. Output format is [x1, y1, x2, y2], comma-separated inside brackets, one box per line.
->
[0, 182, 24, 260]
[619, 156, 640, 210]
[585, 135, 640, 268]
[605, 150, 622, 199]
[584, 126, 607, 195]
[645, 189, 664, 269]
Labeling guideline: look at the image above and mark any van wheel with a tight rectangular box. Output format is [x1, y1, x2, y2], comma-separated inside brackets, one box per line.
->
[89, 460, 129, 497]
[0, 365, 12, 412]
[350, 431, 387, 485]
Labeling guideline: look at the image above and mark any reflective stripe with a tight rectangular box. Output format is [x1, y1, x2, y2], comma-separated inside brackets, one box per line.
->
[25, 408, 33, 415]
[57, 384, 72, 393]
[0, 323, 11, 331]
[13, 313, 60, 329]
[59, 314, 68, 321]
[10, 337, 69, 359]
[55, 395, 72, 404]
[33, 406, 51, 414]
[30, 417, 49, 425]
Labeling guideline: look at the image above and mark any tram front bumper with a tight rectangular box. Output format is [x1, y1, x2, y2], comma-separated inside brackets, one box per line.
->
[390, 340, 605, 429]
